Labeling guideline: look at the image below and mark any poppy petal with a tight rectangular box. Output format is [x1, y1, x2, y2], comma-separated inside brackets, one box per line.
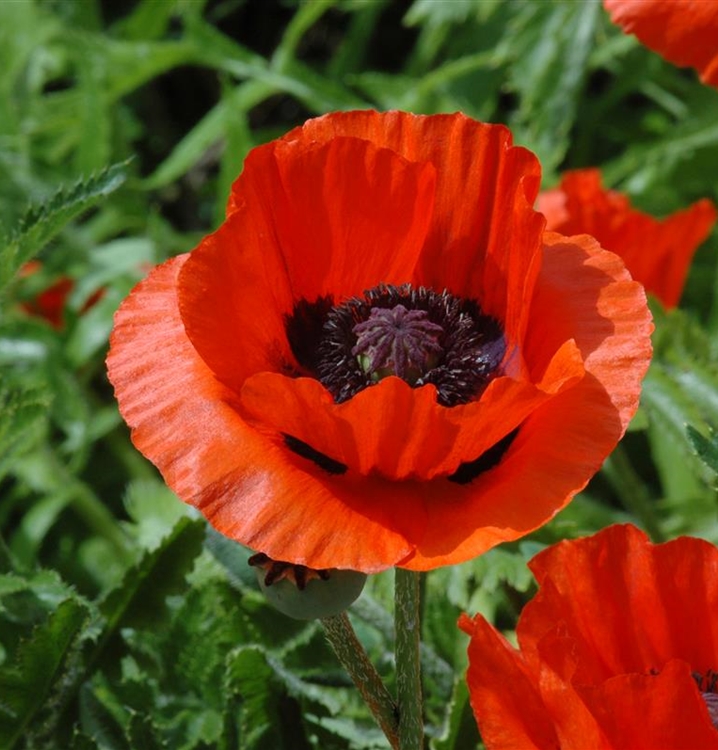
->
[177, 212, 296, 396]
[402, 235, 652, 568]
[460, 613, 561, 750]
[463, 526, 718, 748]
[227, 134, 436, 300]
[239, 338, 583, 481]
[522, 524, 718, 681]
[527, 232, 652, 428]
[574, 660, 718, 749]
[538, 168, 716, 308]
[266, 110, 546, 344]
[178, 136, 436, 394]
[604, 0, 718, 87]
[107, 256, 419, 572]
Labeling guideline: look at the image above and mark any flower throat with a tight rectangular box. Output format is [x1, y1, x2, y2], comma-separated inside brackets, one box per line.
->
[285, 283, 506, 407]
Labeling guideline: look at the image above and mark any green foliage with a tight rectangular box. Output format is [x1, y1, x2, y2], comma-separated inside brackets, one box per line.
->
[0, 385, 49, 483]
[504, 0, 602, 173]
[686, 425, 718, 474]
[0, 162, 129, 293]
[1, 0, 718, 747]
[687, 425, 718, 475]
[0, 597, 90, 749]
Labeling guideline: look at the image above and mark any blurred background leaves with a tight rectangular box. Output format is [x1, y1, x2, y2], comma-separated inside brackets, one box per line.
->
[1, 0, 717, 748]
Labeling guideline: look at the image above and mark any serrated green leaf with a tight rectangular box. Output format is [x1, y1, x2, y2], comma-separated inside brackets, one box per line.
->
[0, 568, 77, 613]
[0, 597, 90, 749]
[0, 160, 130, 292]
[687, 425, 718, 475]
[0, 384, 50, 484]
[224, 646, 309, 750]
[128, 712, 168, 750]
[224, 646, 285, 750]
[97, 516, 205, 635]
[505, 0, 601, 171]
[78, 684, 130, 750]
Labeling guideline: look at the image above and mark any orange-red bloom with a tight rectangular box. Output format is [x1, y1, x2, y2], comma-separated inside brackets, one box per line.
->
[538, 168, 716, 308]
[461, 524, 718, 749]
[604, 0, 718, 87]
[19, 260, 104, 329]
[107, 111, 652, 573]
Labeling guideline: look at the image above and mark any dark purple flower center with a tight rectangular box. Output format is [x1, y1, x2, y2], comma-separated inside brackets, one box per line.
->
[352, 304, 444, 384]
[694, 670, 718, 730]
[290, 283, 506, 407]
[282, 283, 516, 482]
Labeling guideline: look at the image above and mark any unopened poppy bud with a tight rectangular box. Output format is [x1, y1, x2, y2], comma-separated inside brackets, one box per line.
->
[249, 552, 367, 620]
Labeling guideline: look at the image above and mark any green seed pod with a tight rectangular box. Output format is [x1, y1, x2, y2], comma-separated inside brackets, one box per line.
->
[255, 567, 367, 620]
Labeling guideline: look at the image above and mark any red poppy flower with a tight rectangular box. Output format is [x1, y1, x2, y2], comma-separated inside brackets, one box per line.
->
[460, 524, 718, 749]
[18, 260, 104, 329]
[107, 111, 652, 573]
[538, 168, 716, 309]
[604, 0, 718, 87]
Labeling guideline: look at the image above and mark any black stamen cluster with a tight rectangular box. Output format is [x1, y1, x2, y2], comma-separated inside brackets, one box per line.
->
[283, 285, 513, 479]
[694, 669, 718, 694]
[293, 284, 505, 406]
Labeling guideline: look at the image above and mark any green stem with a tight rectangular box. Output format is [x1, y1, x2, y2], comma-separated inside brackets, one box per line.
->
[321, 613, 399, 749]
[394, 569, 424, 750]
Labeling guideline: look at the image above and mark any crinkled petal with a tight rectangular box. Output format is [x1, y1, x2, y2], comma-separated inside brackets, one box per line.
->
[400, 236, 652, 569]
[255, 110, 546, 346]
[604, 0, 718, 87]
[179, 135, 436, 393]
[239, 339, 583, 481]
[107, 256, 421, 573]
[460, 613, 561, 750]
[225, 134, 436, 301]
[463, 527, 718, 749]
[538, 168, 716, 307]
[527, 232, 652, 428]
[574, 660, 718, 749]
[521, 525, 718, 682]
[177, 213, 295, 395]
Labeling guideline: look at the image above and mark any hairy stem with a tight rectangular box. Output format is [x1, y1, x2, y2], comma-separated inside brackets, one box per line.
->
[321, 612, 399, 749]
[395, 568, 424, 750]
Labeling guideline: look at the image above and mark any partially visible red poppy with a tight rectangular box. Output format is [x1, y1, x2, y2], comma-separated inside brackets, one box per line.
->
[604, 0, 718, 87]
[19, 261, 104, 329]
[107, 111, 652, 574]
[538, 168, 716, 308]
[460, 524, 718, 749]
